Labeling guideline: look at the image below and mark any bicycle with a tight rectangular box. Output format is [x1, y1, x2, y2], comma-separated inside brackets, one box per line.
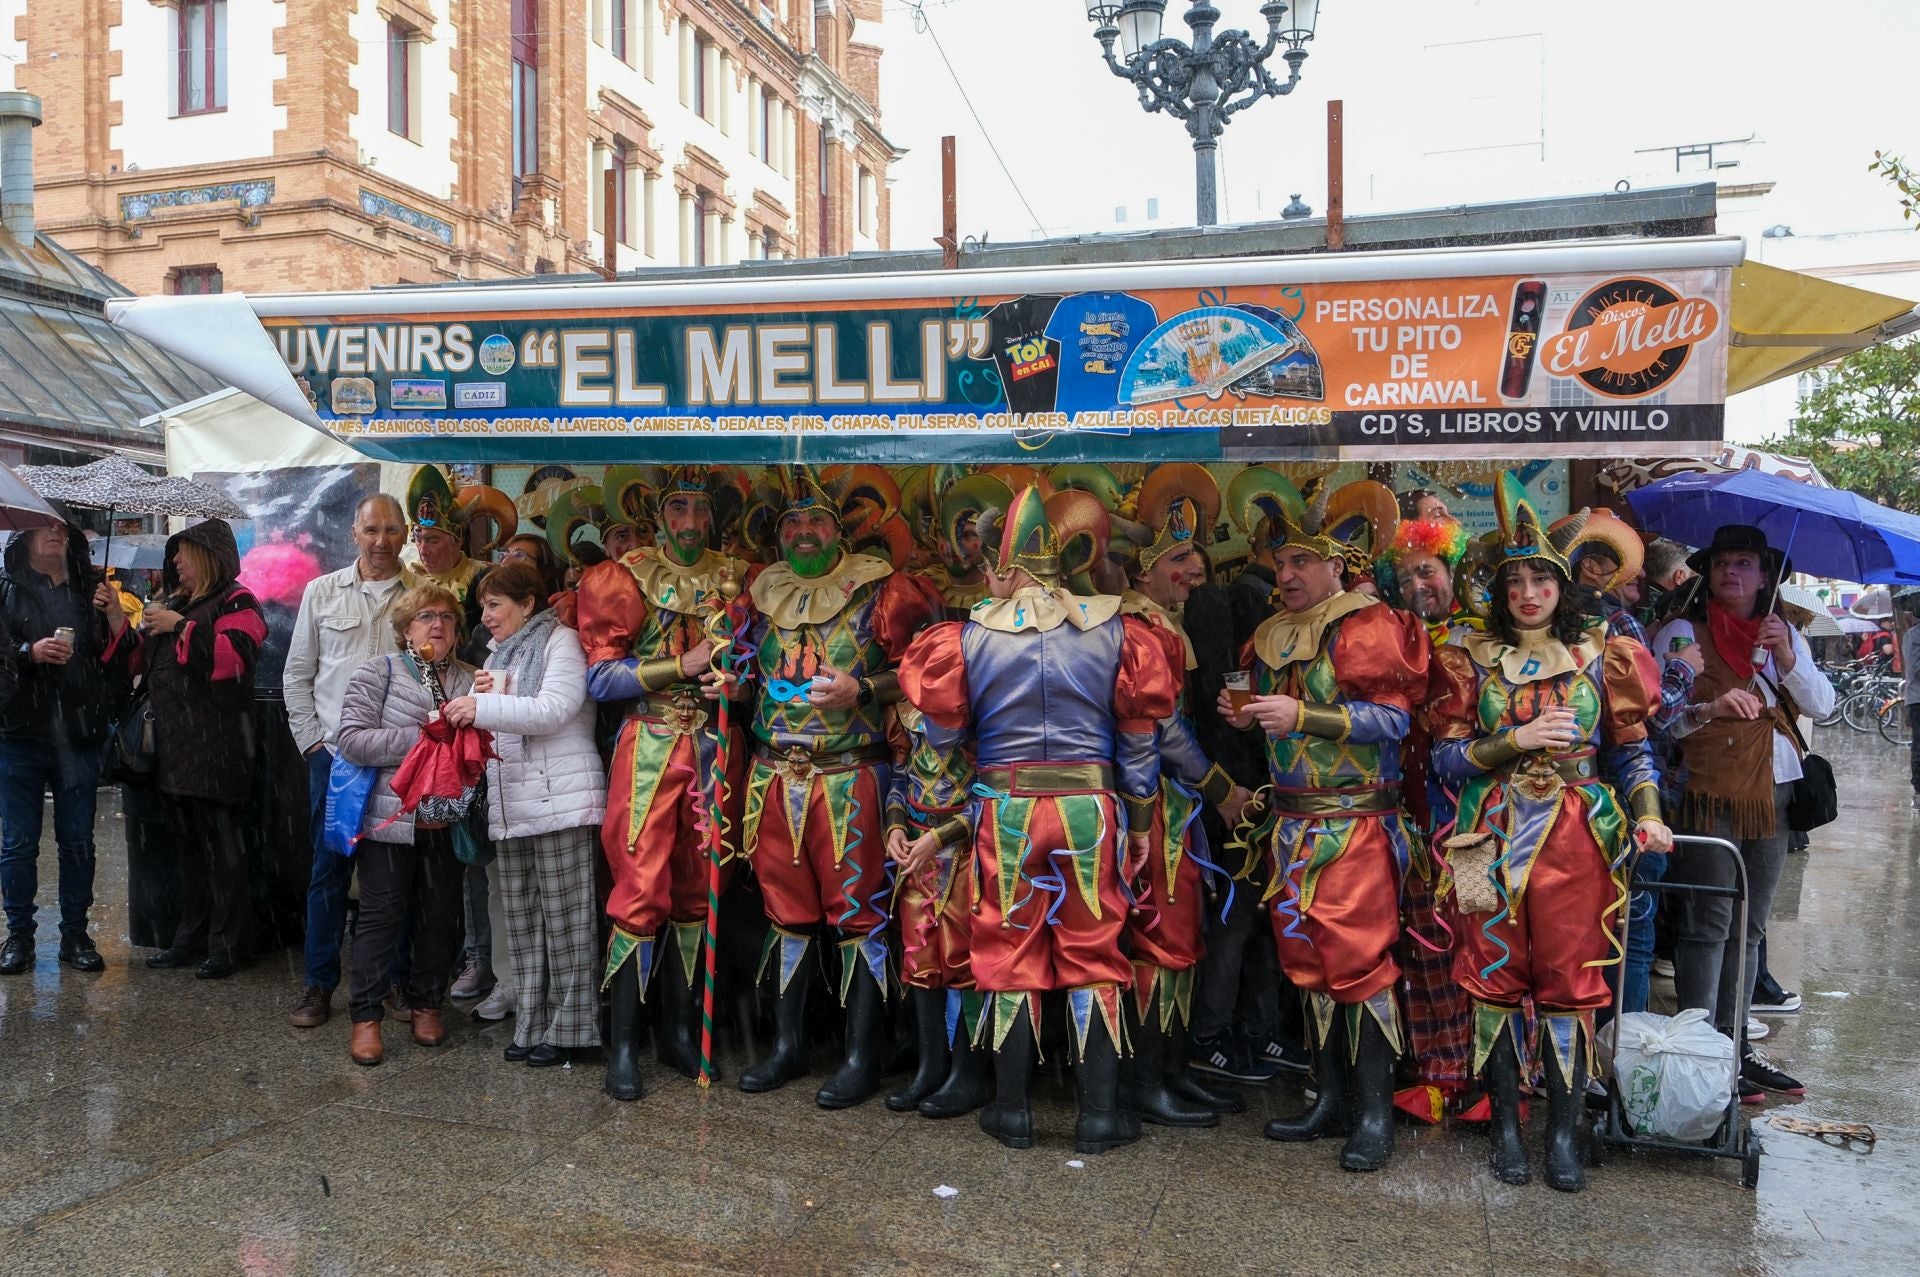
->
[1880, 698, 1914, 747]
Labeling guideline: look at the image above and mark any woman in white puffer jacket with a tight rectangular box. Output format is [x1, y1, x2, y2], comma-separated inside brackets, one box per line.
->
[441, 561, 606, 1067]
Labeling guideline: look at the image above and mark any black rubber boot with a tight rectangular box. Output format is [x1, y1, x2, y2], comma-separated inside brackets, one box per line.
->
[656, 934, 701, 1080]
[1075, 1017, 1143, 1155]
[887, 987, 950, 1112]
[817, 952, 886, 1110]
[1483, 1032, 1531, 1185]
[978, 1000, 1035, 1149]
[1122, 1005, 1218, 1128]
[1542, 1039, 1589, 1193]
[1266, 1012, 1349, 1142]
[739, 952, 812, 1094]
[1341, 1010, 1396, 1172]
[603, 957, 645, 1102]
[1164, 1020, 1246, 1114]
[920, 1013, 989, 1119]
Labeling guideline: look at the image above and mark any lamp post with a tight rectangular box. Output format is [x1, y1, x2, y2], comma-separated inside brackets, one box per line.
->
[1084, 2, 1323, 227]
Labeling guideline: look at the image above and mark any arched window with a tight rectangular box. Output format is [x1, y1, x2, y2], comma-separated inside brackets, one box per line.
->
[511, 0, 541, 205]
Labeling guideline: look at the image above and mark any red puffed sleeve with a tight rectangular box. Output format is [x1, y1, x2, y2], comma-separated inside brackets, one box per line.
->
[1427, 644, 1483, 743]
[871, 567, 945, 661]
[1331, 604, 1430, 713]
[898, 621, 970, 731]
[1601, 634, 1661, 746]
[548, 589, 578, 630]
[575, 560, 648, 665]
[1115, 614, 1180, 733]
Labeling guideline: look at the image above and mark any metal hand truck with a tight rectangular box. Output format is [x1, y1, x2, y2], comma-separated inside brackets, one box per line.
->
[1591, 833, 1761, 1189]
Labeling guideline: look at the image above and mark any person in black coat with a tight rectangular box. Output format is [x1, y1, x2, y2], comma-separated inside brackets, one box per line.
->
[136, 519, 269, 979]
[0, 519, 134, 976]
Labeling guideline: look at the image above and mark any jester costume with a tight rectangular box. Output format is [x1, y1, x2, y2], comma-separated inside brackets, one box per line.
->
[736, 467, 941, 1107]
[1428, 473, 1662, 1192]
[882, 700, 984, 1117]
[1111, 464, 1246, 1126]
[899, 486, 1179, 1155]
[404, 466, 515, 618]
[1235, 473, 1426, 1172]
[577, 466, 750, 1096]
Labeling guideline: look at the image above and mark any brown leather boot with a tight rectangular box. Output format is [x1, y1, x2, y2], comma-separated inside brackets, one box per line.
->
[350, 1020, 383, 1067]
[411, 1007, 446, 1047]
[289, 986, 331, 1029]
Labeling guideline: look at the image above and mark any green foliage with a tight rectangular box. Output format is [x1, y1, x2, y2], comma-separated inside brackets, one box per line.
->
[1870, 150, 1920, 225]
[1764, 337, 1920, 514]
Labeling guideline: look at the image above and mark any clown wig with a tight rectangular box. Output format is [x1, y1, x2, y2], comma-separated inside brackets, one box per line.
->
[1374, 516, 1468, 609]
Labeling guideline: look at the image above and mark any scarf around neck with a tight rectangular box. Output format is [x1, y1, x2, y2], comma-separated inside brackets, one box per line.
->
[489, 607, 561, 699]
[1707, 600, 1763, 681]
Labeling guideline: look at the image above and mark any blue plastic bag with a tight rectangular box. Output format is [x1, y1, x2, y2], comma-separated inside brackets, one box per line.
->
[323, 753, 380, 858]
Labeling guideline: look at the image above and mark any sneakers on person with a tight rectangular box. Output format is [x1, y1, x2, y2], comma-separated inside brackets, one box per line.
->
[1746, 1017, 1769, 1042]
[1189, 1029, 1278, 1082]
[289, 986, 332, 1028]
[1751, 982, 1802, 1015]
[1741, 1047, 1806, 1097]
[472, 982, 514, 1022]
[1651, 958, 1676, 979]
[1258, 1035, 1312, 1075]
[448, 957, 491, 1001]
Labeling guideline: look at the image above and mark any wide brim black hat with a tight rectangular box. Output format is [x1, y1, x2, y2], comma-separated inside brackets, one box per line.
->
[1685, 524, 1791, 581]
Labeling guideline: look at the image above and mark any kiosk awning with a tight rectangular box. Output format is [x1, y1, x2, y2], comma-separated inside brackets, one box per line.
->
[1728, 261, 1920, 396]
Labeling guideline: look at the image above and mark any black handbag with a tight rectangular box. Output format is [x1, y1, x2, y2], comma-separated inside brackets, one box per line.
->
[103, 690, 158, 784]
[1759, 672, 1837, 834]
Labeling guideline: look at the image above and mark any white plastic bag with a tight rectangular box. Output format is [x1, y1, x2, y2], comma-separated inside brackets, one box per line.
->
[1606, 1009, 1736, 1142]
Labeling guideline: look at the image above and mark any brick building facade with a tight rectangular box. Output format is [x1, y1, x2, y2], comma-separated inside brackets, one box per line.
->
[3, 0, 900, 296]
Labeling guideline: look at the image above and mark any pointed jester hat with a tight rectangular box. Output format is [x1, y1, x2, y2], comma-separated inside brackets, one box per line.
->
[1227, 467, 1397, 569]
[544, 484, 607, 564]
[1115, 463, 1220, 574]
[938, 472, 1014, 560]
[978, 485, 1110, 586]
[747, 465, 914, 568]
[1455, 471, 1644, 617]
[407, 465, 517, 555]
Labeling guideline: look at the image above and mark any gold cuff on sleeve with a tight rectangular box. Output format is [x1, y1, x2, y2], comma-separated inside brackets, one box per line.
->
[1123, 792, 1159, 830]
[1294, 702, 1352, 741]
[1199, 763, 1235, 808]
[931, 814, 973, 850]
[1628, 782, 1663, 825]
[638, 655, 686, 692]
[865, 669, 902, 706]
[1465, 729, 1524, 771]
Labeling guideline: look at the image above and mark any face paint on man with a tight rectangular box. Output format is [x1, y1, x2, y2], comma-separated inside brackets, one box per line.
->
[780, 507, 842, 578]
[1135, 543, 1206, 610]
[602, 523, 640, 561]
[660, 494, 713, 567]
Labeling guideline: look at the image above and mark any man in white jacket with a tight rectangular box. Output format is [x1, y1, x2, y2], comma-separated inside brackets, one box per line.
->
[283, 494, 415, 1028]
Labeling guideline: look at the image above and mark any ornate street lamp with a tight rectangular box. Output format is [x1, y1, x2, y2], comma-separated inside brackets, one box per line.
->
[1085, 1, 1323, 227]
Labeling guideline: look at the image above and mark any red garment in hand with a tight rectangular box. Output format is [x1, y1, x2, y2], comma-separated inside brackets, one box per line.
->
[389, 716, 496, 815]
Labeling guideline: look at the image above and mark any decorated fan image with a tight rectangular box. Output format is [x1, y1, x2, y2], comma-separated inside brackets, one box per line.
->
[1120, 307, 1298, 406]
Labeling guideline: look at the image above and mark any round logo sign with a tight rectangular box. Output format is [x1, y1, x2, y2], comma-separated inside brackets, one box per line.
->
[478, 334, 516, 376]
[1540, 277, 1721, 400]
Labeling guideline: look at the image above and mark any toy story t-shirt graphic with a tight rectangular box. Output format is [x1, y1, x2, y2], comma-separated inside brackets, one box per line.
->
[1044, 292, 1160, 416]
[986, 294, 1066, 416]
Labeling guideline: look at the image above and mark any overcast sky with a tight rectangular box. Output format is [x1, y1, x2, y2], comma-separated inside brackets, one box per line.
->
[875, 0, 1920, 249]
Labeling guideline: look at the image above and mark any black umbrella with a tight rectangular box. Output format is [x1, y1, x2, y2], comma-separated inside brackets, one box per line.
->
[16, 456, 247, 566]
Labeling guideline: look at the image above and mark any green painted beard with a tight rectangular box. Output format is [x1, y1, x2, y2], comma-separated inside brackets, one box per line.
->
[666, 530, 707, 567]
[785, 544, 840, 578]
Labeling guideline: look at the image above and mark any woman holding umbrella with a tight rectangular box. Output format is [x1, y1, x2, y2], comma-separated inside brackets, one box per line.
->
[1652, 526, 1835, 1102]
[137, 520, 268, 979]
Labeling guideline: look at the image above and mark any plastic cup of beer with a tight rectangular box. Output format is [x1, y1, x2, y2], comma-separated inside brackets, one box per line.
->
[1223, 670, 1254, 716]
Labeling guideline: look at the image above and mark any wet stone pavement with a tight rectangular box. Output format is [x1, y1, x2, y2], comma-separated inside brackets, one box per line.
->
[1, 727, 1915, 1276]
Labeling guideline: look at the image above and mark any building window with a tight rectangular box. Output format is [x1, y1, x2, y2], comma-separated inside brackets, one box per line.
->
[693, 34, 710, 122]
[817, 130, 831, 257]
[857, 166, 874, 237]
[169, 266, 223, 295]
[386, 21, 418, 140]
[759, 93, 775, 165]
[610, 0, 629, 62]
[176, 0, 228, 117]
[693, 189, 709, 266]
[762, 228, 779, 260]
[511, 0, 540, 205]
[611, 146, 633, 246]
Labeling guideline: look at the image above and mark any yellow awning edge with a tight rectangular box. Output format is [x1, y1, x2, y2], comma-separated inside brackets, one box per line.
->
[1728, 260, 1920, 395]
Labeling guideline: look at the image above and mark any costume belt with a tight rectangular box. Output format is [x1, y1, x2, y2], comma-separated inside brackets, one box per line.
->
[1500, 747, 1597, 800]
[754, 742, 890, 787]
[1267, 782, 1402, 818]
[628, 690, 710, 736]
[976, 762, 1116, 797]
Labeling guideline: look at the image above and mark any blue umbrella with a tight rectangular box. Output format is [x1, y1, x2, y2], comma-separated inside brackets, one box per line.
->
[1625, 468, 1920, 585]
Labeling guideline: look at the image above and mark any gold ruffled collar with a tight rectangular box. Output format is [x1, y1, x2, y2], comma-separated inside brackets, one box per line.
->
[1120, 590, 1196, 669]
[1252, 590, 1375, 671]
[970, 585, 1121, 634]
[1462, 623, 1607, 684]
[622, 548, 743, 615]
[749, 552, 894, 628]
